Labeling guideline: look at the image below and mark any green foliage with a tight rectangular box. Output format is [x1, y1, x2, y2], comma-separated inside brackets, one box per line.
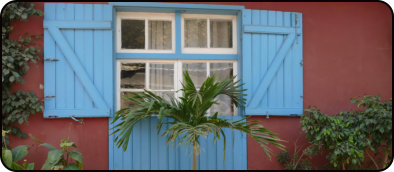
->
[2, 130, 35, 170]
[31, 135, 84, 170]
[1, 2, 43, 147]
[301, 95, 392, 170]
[111, 70, 285, 169]
[277, 139, 314, 170]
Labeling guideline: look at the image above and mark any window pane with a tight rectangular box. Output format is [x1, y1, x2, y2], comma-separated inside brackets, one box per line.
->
[121, 20, 145, 49]
[210, 95, 234, 116]
[120, 91, 140, 109]
[210, 20, 232, 48]
[121, 63, 145, 89]
[182, 63, 207, 89]
[210, 63, 233, 81]
[150, 63, 174, 90]
[184, 19, 207, 48]
[152, 91, 175, 102]
[149, 20, 172, 50]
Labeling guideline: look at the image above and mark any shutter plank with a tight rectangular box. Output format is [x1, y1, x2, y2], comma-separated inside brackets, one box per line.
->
[259, 11, 269, 110]
[64, 4, 75, 109]
[274, 11, 284, 108]
[55, 3, 66, 109]
[44, 3, 56, 112]
[84, 4, 94, 108]
[74, 4, 84, 109]
[242, 9, 252, 108]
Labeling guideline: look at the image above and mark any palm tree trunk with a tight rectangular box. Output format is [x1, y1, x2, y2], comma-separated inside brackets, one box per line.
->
[193, 141, 197, 170]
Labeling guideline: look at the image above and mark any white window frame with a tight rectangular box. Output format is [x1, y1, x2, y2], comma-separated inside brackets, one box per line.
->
[116, 59, 238, 116]
[116, 12, 176, 53]
[181, 14, 237, 54]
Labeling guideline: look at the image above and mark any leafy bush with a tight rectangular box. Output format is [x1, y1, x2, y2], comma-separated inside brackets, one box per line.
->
[2, 2, 43, 146]
[2, 130, 34, 170]
[30, 135, 83, 170]
[277, 138, 314, 170]
[301, 95, 392, 170]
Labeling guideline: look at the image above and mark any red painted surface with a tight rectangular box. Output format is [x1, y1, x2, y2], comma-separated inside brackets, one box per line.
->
[7, 2, 109, 170]
[7, 2, 392, 170]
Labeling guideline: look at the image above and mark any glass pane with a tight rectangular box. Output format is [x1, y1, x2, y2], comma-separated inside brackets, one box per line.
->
[210, 20, 233, 48]
[182, 63, 207, 89]
[184, 19, 207, 48]
[210, 95, 234, 116]
[210, 63, 233, 81]
[152, 91, 175, 102]
[121, 63, 145, 89]
[148, 20, 172, 50]
[120, 91, 140, 109]
[121, 19, 145, 49]
[149, 63, 174, 90]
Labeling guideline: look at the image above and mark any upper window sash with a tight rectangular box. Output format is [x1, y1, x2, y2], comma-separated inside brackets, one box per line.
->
[116, 12, 175, 53]
[181, 14, 237, 54]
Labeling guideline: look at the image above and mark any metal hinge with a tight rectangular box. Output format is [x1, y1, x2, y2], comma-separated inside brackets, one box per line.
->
[44, 58, 59, 62]
[44, 96, 55, 98]
[47, 115, 58, 118]
[290, 114, 299, 117]
[300, 60, 303, 66]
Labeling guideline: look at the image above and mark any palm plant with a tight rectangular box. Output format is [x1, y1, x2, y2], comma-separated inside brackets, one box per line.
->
[110, 70, 285, 170]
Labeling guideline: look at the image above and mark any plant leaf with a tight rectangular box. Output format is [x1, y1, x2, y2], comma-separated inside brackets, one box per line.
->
[41, 149, 64, 170]
[11, 145, 29, 162]
[63, 163, 81, 170]
[68, 150, 83, 164]
[2, 149, 13, 168]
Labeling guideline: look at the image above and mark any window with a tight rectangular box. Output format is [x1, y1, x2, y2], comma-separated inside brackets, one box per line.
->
[117, 60, 238, 116]
[116, 12, 175, 53]
[182, 14, 237, 54]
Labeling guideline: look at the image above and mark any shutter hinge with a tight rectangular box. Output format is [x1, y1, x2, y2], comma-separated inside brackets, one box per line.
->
[44, 96, 55, 98]
[300, 60, 303, 66]
[47, 115, 58, 118]
[290, 114, 300, 117]
[44, 58, 59, 62]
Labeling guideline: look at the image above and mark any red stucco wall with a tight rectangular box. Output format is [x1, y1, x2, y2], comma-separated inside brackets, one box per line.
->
[7, 2, 109, 170]
[7, 2, 392, 170]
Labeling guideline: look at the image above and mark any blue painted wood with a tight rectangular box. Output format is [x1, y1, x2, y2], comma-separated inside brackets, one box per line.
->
[116, 53, 238, 60]
[43, 3, 113, 118]
[110, 2, 244, 11]
[175, 12, 181, 55]
[43, 21, 111, 29]
[242, 9, 303, 116]
[43, 3, 56, 110]
[243, 25, 299, 34]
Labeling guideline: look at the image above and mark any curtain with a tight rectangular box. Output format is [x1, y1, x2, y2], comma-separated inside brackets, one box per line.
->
[210, 20, 232, 48]
[184, 19, 207, 48]
[149, 21, 172, 50]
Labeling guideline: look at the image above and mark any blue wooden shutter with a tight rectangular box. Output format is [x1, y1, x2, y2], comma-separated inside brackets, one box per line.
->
[43, 3, 113, 118]
[242, 9, 303, 116]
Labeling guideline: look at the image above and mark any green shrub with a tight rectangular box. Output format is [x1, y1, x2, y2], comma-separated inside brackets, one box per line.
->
[301, 95, 392, 170]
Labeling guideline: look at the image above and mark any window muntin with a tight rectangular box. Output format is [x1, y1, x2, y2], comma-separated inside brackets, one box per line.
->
[116, 12, 175, 53]
[117, 60, 237, 116]
[181, 14, 237, 54]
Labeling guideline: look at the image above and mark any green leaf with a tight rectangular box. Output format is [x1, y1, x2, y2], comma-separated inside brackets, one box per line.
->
[41, 149, 64, 170]
[52, 165, 64, 170]
[63, 163, 81, 170]
[11, 162, 25, 170]
[68, 150, 83, 164]
[9, 76, 15, 82]
[2, 149, 13, 168]
[26, 162, 34, 170]
[11, 145, 29, 162]
[40, 143, 56, 150]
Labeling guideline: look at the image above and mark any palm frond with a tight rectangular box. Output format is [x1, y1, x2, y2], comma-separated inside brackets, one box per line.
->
[110, 69, 285, 165]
